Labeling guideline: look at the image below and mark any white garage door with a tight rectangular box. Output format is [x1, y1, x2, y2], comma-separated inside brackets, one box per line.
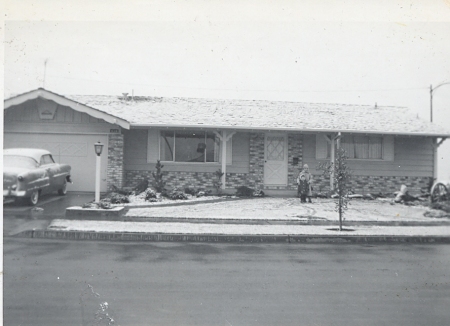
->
[3, 133, 108, 192]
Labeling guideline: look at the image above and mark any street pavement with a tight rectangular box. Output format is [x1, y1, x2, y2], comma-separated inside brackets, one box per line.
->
[3, 239, 450, 325]
[3, 193, 450, 242]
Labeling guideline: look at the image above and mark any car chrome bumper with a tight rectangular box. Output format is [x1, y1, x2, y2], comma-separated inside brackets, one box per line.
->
[3, 189, 27, 197]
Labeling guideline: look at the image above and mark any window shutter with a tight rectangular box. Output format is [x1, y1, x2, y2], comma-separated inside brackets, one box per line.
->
[147, 129, 160, 163]
[383, 135, 394, 161]
[316, 134, 328, 159]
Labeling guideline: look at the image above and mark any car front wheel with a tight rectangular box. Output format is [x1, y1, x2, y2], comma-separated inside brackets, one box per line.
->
[58, 180, 67, 196]
[28, 190, 39, 206]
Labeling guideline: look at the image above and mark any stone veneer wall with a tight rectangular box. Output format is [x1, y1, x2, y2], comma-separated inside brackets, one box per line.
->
[107, 133, 124, 190]
[312, 174, 432, 195]
[287, 133, 303, 190]
[125, 170, 252, 190]
[248, 133, 265, 189]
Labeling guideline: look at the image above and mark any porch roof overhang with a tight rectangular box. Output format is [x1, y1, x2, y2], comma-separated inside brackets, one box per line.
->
[4, 88, 131, 129]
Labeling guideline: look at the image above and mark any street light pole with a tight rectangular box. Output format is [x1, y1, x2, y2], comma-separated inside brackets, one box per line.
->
[430, 81, 450, 122]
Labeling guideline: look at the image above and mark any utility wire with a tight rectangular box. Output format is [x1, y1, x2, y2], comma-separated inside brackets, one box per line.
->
[7, 69, 432, 93]
[43, 73, 429, 93]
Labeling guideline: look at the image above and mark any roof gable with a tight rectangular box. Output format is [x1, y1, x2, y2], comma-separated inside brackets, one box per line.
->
[4, 88, 130, 129]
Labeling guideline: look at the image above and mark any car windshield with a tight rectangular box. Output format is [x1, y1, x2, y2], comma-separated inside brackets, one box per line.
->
[3, 155, 38, 169]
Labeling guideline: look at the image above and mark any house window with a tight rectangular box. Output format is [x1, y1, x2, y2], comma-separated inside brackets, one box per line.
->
[316, 134, 393, 160]
[341, 135, 383, 159]
[160, 131, 219, 163]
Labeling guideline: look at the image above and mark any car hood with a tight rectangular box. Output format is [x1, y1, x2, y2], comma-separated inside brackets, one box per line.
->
[3, 166, 30, 177]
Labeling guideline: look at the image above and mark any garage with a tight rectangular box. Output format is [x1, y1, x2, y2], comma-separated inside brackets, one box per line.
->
[4, 132, 109, 192]
[4, 89, 130, 193]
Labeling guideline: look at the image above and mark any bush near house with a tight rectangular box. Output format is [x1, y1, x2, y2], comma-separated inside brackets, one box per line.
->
[235, 186, 265, 197]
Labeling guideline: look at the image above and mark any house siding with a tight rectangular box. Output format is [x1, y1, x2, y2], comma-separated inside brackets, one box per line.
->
[302, 134, 434, 194]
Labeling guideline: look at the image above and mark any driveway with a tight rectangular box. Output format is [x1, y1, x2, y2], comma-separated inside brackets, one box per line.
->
[3, 192, 94, 236]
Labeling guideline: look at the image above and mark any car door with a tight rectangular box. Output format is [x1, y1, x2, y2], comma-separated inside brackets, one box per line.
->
[39, 154, 62, 193]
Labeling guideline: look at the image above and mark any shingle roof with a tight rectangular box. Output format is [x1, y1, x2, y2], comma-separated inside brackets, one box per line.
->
[64, 94, 450, 136]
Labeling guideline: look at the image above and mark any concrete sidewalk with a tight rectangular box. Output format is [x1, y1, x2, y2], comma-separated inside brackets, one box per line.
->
[8, 196, 450, 243]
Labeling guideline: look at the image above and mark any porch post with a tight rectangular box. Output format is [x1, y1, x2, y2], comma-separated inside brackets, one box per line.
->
[221, 130, 227, 190]
[330, 137, 335, 190]
[433, 137, 447, 180]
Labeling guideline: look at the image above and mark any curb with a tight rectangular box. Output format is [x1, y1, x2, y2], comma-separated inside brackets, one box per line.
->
[121, 217, 450, 227]
[14, 229, 450, 244]
[60, 212, 450, 226]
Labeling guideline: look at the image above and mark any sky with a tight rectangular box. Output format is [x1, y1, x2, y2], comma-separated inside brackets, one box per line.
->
[2, 0, 450, 178]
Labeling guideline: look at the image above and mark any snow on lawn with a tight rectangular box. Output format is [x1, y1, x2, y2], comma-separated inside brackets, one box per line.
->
[125, 197, 435, 222]
[47, 219, 450, 236]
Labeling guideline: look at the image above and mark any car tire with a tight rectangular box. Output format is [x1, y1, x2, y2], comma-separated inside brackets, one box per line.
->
[28, 190, 39, 206]
[58, 180, 67, 196]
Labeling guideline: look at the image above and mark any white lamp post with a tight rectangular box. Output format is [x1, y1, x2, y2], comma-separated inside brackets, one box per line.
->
[94, 141, 104, 202]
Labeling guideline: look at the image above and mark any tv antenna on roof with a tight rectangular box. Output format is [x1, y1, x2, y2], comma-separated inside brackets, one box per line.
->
[43, 58, 48, 89]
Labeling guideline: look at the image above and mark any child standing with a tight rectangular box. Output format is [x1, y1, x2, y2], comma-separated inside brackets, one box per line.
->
[297, 164, 313, 203]
[298, 174, 308, 203]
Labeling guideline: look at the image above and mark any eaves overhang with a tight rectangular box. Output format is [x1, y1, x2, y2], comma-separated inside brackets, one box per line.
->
[130, 123, 450, 137]
[4, 88, 131, 130]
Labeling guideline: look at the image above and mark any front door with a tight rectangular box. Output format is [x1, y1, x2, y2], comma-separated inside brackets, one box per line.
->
[264, 133, 288, 186]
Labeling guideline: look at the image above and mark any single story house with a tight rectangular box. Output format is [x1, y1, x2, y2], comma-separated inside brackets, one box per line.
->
[4, 88, 450, 196]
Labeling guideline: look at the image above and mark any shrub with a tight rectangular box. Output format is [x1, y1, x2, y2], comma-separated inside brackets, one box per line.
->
[252, 189, 265, 197]
[166, 188, 188, 200]
[144, 188, 157, 201]
[101, 192, 130, 204]
[152, 160, 166, 193]
[184, 187, 198, 196]
[235, 186, 254, 197]
[196, 190, 212, 197]
[134, 178, 149, 195]
[109, 193, 130, 204]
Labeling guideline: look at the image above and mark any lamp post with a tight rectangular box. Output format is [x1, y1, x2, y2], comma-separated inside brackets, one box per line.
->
[94, 141, 104, 202]
[430, 81, 450, 122]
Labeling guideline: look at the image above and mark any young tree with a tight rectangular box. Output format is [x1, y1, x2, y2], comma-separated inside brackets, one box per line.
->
[152, 160, 166, 193]
[212, 169, 224, 195]
[317, 147, 352, 231]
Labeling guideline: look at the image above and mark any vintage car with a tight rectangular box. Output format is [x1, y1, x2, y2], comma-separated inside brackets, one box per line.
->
[3, 148, 72, 205]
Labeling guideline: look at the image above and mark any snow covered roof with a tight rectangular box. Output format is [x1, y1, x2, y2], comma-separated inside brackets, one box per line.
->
[65, 94, 450, 136]
[5, 88, 450, 136]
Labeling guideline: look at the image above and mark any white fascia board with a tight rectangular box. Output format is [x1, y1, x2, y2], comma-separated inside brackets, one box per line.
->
[130, 124, 450, 137]
[4, 89, 131, 130]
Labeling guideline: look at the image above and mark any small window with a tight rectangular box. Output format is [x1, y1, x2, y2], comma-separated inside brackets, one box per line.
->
[341, 135, 382, 159]
[316, 134, 386, 160]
